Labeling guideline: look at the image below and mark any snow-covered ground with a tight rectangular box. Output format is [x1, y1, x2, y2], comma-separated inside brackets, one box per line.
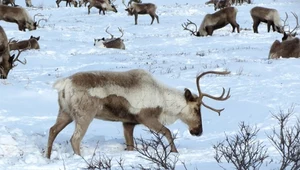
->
[0, 0, 299, 169]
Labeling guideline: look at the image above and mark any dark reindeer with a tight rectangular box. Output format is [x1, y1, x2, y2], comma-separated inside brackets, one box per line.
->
[94, 27, 125, 50]
[269, 12, 300, 59]
[182, 7, 239, 36]
[9, 36, 40, 51]
[123, 0, 159, 25]
[56, 0, 78, 7]
[88, 0, 117, 15]
[46, 69, 230, 158]
[250, 6, 283, 33]
[0, 26, 27, 79]
[0, 5, 39, 31]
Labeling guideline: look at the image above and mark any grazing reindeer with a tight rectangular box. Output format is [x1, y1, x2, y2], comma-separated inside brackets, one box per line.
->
[46, 69, 230, 159]
[250, 6, 283, 33]
[88, 0, 117, 15]
[182, 7, 239, 36]
[0, 26, 27, 79]
[56, 0, 78, 7]
[0, 5, 39, 31]
[269, 13, 300, 59]
[94, 27, 125, 50]
[123, 0, 159, 25]
[9, 36, 40, 51]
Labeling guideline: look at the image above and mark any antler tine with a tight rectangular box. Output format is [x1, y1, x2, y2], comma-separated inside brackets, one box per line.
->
[196, 71, 231, 116]
[12, 42, 31, 66]
[118, 27, 124, 38]
[122, 0, 128, 7]
[282, 12, 289, 33]
[105, 26, 114, 39]
[33, 13, 43, 22]
[202, 102, 224, 116]
[182, 19, 198, 36]
[289, 12, 300, 34]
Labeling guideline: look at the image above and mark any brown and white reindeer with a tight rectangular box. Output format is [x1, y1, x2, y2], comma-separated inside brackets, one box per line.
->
[56, 0, 78, 7]
[46, 69, 230, 159]
[94, 27, 125, 50]
[9, 36, 40, 51]
[88, 0, 117, 15]
[0, 26, 28, 79]
[182, 7, 239, 36]
[250, 6, 283, 33]
[0, 5, 39, 31]
[123, 0, 159, 25]
[268, 12, 300, 59]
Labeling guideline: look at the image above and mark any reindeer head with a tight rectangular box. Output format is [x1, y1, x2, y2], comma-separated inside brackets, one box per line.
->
[282, 12, 299, 41]
[0, 49, 27, 79]
[180, 71, 230, 136]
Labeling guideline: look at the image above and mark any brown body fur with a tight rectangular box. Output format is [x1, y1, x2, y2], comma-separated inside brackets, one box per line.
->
[46, 69, 230, 159]
[199, 7, 239, 36]
[88, 0, 117, 15]
[250, 6, 283, 33]
[0, 26, 12, 79]
[268, 38, 300, 59]
[0, 5, 37, 31]
[125, 3, 159, 25]
[9, 36, 40, 51]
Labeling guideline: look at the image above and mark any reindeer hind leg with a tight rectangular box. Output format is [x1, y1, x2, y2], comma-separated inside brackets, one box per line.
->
[46, 109, 73, 159]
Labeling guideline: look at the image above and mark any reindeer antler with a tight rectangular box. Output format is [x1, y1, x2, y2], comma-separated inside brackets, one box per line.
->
[182, 19, 198, 36]
[122, 0, 128, 7]
[33, 13, 43, 22]
[12, 42, 31, 67]
[196, 71, 231, 115]
[118, 27, 124, 38]
[105, 26, 114, 39]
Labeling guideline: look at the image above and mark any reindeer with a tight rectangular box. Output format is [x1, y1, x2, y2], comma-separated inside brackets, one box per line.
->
[214, 0, 231, 11]
[0, 5, 39, 31]
[268, 12, 300, 59]
[56, 0, 78, 7]
[182, 7, 239, 36]
[2, 0, 16, 6]
[250, 6, 283, 33]
[123, 0, 159, 25]
[46, 69, 230, 159]
[94, 27, 125, 50]
[0, 26, 27, 79]
[9, 36, 40, 51]
[88, 0, 117, 15]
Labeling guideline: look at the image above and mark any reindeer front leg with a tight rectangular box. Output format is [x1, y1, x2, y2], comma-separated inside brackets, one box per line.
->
[123, 122, 137, 151]
[135, 109, 178, 153]
[134, 13, 138, 25]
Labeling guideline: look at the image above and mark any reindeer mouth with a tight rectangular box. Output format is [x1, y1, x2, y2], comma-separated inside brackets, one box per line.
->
[190, 128, 203, 136]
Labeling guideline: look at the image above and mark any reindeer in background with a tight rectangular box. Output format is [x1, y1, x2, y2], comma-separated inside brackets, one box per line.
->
[0, 26, 28, 79]
[94, 27, 125, 50]
[268, 12, 300, 59]
[182, 7, 239, 36]
[88, 0, 117, 15]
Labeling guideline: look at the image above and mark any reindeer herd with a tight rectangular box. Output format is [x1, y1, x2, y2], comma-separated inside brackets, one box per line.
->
[0, 0, 299, 160]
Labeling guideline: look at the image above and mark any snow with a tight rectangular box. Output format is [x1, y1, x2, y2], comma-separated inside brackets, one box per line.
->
[0, 0, 300, 169]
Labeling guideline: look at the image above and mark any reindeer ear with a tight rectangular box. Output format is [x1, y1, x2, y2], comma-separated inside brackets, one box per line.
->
[184, 88, 196, 102]
[37, 36, 40, 41]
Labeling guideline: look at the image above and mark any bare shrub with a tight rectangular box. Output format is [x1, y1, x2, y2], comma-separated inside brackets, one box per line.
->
[134, 129, 180, 170]
[267, 106, 300, 170]
[213, 122, 269, 170]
